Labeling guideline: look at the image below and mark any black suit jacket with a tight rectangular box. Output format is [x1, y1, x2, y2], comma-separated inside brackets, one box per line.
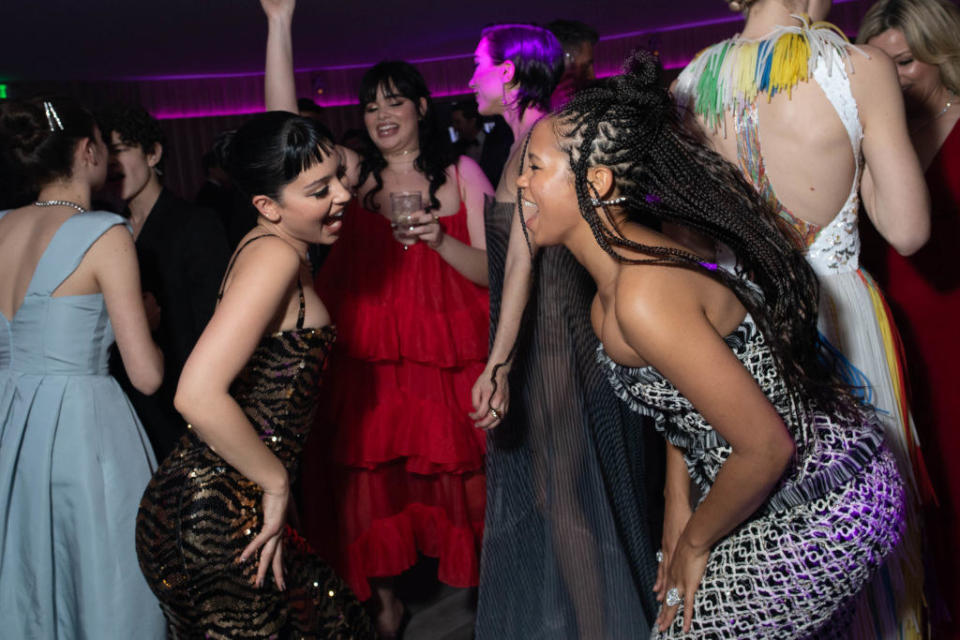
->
[113, 189, 230, 460]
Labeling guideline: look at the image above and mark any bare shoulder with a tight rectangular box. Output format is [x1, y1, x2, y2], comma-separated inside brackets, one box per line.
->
[455, 155, 494, 194]
[846, 44, 897, 90]
[229, 234, 300, 287]
[613, 264, 704, 348]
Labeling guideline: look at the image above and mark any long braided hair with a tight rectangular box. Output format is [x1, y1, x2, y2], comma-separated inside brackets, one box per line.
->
[547, 49, 858, 421]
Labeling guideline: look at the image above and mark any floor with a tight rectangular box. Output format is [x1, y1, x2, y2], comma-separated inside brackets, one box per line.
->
[392, 558, 476, 640]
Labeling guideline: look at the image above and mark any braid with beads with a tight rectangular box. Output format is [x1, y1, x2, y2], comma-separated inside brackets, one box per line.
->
[550, 49, 858, 423]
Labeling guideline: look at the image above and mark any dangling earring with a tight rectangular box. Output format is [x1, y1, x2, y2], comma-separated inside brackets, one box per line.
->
[589, 196, 628, 207]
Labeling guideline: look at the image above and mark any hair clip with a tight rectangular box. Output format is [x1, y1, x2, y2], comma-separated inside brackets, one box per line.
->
[644, 193, 661, 204]
[43, 101, 64, 132]
[589, 196, 628, 207]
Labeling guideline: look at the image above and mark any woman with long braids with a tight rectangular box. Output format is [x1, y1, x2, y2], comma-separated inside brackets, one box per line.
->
[469, 24, 662, 639]
[261, 1, 493, 635]
[517, 49, 905, 639]
[672, 0, 930, 636]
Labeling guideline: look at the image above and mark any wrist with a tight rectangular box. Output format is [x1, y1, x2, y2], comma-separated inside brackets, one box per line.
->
[427, 224, 446, 249]
[261, 468, 290, 496]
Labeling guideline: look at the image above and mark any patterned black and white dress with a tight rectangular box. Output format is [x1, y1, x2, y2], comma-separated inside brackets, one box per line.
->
[597, 314, 905, 639]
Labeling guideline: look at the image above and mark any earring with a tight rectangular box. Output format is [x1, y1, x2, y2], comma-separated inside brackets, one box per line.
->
[589, 196, 628, 207]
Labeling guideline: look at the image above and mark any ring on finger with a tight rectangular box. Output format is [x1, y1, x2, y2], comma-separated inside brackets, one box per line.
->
[656, 550, 663, 563]
[489, 407, 501, 420]
[665, 587, 682, 607]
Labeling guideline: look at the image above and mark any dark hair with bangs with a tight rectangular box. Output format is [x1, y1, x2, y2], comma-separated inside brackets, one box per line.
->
[356, 60, 455, 213]
[480, 24, 565, 115]
[223, 111, 334, 202]
[0, 96, 98, 206]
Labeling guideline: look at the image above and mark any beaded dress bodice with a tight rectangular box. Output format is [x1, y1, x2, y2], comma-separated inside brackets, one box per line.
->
[596, 314, 884, 514]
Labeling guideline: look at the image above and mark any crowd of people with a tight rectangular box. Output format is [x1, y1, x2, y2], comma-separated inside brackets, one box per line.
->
[0, 0, 958, 638]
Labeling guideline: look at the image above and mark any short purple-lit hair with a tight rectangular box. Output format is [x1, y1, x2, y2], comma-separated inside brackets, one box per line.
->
[480, 24, 564, 115]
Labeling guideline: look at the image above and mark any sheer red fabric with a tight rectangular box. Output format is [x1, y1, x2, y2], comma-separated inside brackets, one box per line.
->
[301, 197, 488, 601]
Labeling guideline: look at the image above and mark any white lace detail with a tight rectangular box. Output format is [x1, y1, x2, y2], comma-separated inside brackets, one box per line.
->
[806, 51, 865, 276]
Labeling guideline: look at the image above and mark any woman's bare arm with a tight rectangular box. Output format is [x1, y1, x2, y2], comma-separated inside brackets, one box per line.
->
[855, 47, 930, 256]
[93, 226, 164, 394]
[470, 200, 535, 427]
[261, 0, 298, 114]
[174, 237, 300, 494]
[406, 156, 493, 285]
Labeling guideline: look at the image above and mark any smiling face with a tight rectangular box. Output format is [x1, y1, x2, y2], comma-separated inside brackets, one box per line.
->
[868, 28, 944, 111]
[272, 149, 352, 246]
[515, 118, 586, 247]
[107, 131, 160, 202]
[362, 82, 423, 156]
[469, 37, 509, 116]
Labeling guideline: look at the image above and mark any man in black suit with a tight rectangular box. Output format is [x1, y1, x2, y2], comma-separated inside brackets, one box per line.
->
[99, 105, 230, 461]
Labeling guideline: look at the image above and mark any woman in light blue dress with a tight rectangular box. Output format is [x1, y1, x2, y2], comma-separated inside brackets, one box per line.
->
[0, 97, 166, 638]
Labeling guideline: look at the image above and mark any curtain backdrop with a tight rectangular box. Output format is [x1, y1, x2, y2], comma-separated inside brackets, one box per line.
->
[12, 0, 874, 199]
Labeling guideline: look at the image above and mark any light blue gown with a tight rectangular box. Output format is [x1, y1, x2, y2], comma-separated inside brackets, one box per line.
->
[0, 210, 166, 639]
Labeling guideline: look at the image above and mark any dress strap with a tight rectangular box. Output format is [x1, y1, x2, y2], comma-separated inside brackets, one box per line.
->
[28, 211, 130, 297]
[217, 233, 277, 301]
[218, 233, 305, 329]
[295, 277, 305, 329]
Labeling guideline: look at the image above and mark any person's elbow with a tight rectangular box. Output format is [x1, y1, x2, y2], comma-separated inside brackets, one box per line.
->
[890, 218, 930, 256]
[130, 363, 163, 396]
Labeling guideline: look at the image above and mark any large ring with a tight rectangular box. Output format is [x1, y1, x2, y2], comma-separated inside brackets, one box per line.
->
[489, 407, 501, 420]
[656, 550, 663, 563]
[665, 587, 682, 607]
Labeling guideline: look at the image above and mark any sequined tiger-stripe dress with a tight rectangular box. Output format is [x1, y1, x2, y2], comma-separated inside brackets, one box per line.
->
[135, 235, 374, 639]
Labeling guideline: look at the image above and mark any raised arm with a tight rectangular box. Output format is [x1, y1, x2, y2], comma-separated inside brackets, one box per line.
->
[174, 237, 301, 588]
[616, 270, 795, 632]
[261, 0, 298, 114]
[406, 156, 493, 285]
[854, 46, 930, 256]
[93, 225, 164, 394]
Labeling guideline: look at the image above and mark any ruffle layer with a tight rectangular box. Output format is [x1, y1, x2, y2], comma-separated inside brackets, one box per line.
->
[321, 356, 486, 473]
[337, 464, 486, 601]
[316, 200, 489, 367]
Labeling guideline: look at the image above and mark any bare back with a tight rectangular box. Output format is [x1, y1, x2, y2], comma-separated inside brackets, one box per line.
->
[0, 206, 103, 321]
[704, 73, 858, 228]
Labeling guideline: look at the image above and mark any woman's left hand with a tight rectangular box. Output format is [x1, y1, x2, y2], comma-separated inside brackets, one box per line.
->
[656, 535, 710, 634]
[403, 211, 445, 249]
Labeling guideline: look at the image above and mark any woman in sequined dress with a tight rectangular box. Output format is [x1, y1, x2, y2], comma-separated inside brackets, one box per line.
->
[514, 51, 904, 638]
[135, 112, 373, 639]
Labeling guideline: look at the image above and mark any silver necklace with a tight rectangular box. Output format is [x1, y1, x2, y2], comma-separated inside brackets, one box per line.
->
[935, 93, 956, 119]
[34, 200, 87, 213]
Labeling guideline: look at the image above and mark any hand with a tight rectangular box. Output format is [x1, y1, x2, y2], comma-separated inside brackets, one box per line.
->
[390, 210, 423, 249]
[403, 211, 445, 249]
[142, 292, 162, 333]
[654, 494, 693, 604]
[259, 0, 295, 22]
[239, 482, 290, 590]
[656, 534, 709, 634]
[469, 364, 510, 430]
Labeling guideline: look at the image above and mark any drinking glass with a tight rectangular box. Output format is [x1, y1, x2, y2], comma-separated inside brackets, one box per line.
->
[390, 191, 422, 250]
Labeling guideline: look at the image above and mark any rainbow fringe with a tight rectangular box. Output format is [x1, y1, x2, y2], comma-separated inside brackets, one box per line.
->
[677, 15, 862, 132]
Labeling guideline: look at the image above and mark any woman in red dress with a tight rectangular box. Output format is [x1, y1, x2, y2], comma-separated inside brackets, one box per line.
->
[859, 0, 960, 636]
[261, 1, 494, 635]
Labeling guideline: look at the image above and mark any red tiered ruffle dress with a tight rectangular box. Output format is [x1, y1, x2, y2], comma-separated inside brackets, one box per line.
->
[302, 195, 488, 601]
